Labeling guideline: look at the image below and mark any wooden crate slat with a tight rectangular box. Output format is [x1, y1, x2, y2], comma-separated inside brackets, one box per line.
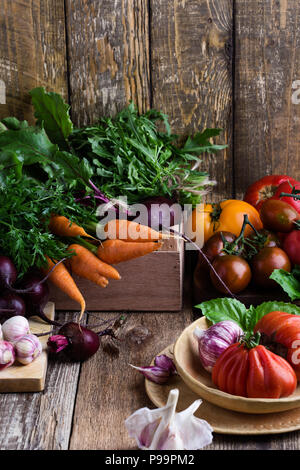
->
[150, 0, 234, 201]
[234, 0, 300, 198]
[0, 0, 68, 121]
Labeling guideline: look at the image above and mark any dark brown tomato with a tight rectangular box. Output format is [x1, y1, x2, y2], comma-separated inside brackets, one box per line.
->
[210, 255, 252, 294]
[247, 229, 281, 248]
[251, 247, 291, 288]
[260, 199, 299, 233]
[203, 231, 237, 263]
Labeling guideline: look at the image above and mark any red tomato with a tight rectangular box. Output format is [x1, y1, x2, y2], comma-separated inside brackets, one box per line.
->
[270, 181, 300, 213]
[244, 175, 298, 211]
[255, 311, 300, 380]
[212, 342, 297, 398]
[283, 230, 300, 265]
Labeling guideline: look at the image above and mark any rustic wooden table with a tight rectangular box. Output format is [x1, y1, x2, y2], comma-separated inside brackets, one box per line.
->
[0, 278, 300, 451]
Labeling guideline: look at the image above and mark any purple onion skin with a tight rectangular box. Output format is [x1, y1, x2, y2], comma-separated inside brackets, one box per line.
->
[58, 322, 100, 362]
[0, 291, 26, 323]
[0, 256, 18, 291]
[194, 321, 243, 373]
[140, 196, 181, 230]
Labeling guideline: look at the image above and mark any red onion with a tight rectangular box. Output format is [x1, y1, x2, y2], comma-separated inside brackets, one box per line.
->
[194, 321, 243, 373]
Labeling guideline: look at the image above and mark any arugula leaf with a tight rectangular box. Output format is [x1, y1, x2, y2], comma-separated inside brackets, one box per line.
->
[30, 87, 73, 149]
[183, 129, 227, 154]
[195, 298, 248, 330]
[270, 268, 300, 301]
[70, 103, 226, 206]
[195, 297, 300, 333]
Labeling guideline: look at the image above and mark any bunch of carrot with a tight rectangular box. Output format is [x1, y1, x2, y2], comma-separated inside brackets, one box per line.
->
[43, 216, 165, 319]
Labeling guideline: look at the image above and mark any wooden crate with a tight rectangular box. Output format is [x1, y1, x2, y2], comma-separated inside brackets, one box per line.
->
[49, 236, 184, 311]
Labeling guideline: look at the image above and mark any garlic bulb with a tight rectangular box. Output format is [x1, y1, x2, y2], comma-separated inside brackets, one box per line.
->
[125, 388, 213, 450]
[2, 316, 30, 342]
[0, 340, 15, 370]
[14, 334, 42, 365]
[194, 320, 243, 372]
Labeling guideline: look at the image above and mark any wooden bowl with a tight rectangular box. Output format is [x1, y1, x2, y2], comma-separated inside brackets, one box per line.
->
[174, 317, 300, 414]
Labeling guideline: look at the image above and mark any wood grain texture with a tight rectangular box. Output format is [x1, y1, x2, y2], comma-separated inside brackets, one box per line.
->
[65, 0, 151, 126]
[234, 0, 300, 198]
[0, 0, 68, 122]
[151, 0, 233, 200]
[69, 309, 193, 450]
[0, 313, 80, 450]
[49, 235, 184, 311]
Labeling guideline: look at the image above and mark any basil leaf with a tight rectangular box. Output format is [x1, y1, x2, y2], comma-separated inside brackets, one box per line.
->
[270, 268, 300, 301]
[254, 301, 300, 325]
[195, 297, 248, 330]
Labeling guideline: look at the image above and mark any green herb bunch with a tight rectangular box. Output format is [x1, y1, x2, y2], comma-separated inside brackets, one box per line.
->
[70, 103, 227, 205]
[0, 88, 227, 206]
[0, 172, 97, 277]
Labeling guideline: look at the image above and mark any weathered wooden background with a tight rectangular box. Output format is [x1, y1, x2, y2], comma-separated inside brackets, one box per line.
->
[1, 0, 300, 451]
[2, 0, 300, 201]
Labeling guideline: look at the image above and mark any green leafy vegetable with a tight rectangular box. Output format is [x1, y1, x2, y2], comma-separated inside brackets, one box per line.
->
[195, 297, 248, 330]
[30, 87, 73, 149]
[270, 267, 300, 301]
[0, 172, 97, 277]
[195, 297, 300, 333]
[69, 102, 227, 206]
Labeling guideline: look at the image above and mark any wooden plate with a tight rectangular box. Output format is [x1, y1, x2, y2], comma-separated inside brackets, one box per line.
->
[173, 317, 300, 414]
[146, 345, 300, 435]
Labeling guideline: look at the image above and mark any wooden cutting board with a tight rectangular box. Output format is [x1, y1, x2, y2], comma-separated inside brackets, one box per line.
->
[0, 302, 55, 393]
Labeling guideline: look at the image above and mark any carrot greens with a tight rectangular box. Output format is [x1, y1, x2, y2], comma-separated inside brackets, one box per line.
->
[0, 173, 97, 277]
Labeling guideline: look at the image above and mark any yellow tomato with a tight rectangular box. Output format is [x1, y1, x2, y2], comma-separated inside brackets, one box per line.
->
[186, 199, 263, 245]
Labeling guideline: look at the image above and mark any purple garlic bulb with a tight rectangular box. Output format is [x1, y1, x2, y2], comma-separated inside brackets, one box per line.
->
[194, 320, 243, 373]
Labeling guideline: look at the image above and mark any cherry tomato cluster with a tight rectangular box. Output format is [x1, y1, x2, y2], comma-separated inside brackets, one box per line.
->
[194, 175, 300, 295]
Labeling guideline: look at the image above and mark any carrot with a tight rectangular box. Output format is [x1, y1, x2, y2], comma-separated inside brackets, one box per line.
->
[49, 215, 95, 239]
[67, 244, 121, 286]
[97, 239, 162, 264]
[104, 219, 169, 242]
[42, 256, 86, 318]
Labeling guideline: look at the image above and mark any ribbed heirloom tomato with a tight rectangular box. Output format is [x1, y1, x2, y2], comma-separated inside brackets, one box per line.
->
[212, 342, 297, 398]
[255, 311, 300, 380]
[187, 200, 263, 245]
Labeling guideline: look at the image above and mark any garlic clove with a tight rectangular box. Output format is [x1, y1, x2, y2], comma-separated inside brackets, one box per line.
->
[130, 364, 171, 384]
[2, 316, 30, 342]
[154, 354, 176, 374]
[14, 334, 42, 365]
[0, 340, 15, 370]
[125, 388, 213, 450]
[0, 324, 3, 341]
[130, 354, 177, 384]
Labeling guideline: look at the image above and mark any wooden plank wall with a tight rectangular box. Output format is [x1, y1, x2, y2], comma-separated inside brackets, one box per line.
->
[1, 0, 300, 196]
